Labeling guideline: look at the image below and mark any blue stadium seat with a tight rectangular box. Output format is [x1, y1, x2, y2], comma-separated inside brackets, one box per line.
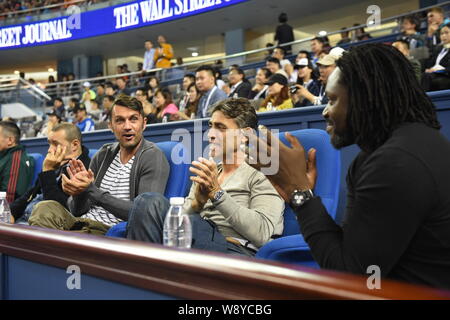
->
[255, 129, 341, 267]
[29, 153, 44, 186]
[105, 141, 190, 238]
[88, 149, 98, 159]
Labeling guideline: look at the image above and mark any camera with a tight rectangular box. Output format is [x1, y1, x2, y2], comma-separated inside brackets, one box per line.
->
[289, 85, 299, 94]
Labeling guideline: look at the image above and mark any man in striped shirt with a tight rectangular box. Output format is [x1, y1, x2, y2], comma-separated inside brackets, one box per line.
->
[29, 94, 169, 235]
[0, 121, 34, 204]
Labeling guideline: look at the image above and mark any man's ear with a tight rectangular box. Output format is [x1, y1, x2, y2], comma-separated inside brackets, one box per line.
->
[72, 139, 80, 154]
[108, 120, 112, 132]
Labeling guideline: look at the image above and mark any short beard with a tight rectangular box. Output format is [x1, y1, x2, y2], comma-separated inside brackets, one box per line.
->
[330, 129, 355, 149]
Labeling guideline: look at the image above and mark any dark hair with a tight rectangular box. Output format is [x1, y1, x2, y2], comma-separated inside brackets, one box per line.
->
[185, 83, 201, 117]
[336, 43, 441, 152]
[54, 97, 63, 104]
[266, 57, 281, 67]
[111, 94, 145, 120]
[313, 36, 328, 44]
[135, 88, 148, 97]
[195, 65, 216, 78]
[184, 73, 196, 82]
[275, 46, 286, 56]
[278, 12, 288, 24]
[154, 88, 173, 108]
[298, 50, 310, 59]
[211, 98, 258, 130]
[262, 86, 289, 108]
[104, 95, 115, 103]
[259, 67, 272, 80]
[402, 15, 420, 31]
[0, 121, 20, 144]
[230, 67, 246, 80]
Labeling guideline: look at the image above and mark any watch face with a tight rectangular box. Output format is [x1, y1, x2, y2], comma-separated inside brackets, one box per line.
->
[293, 193, 305, 205]
[291, 190, 313, 207]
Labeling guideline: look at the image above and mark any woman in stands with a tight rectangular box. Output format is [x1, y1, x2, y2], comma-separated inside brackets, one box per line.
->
[154, 88, 179, 122]
[134, 88, 158, 124]
[258, 73, 293, 112]
[291, 58, 322, 107]
[146, 76, 160, 104]
[422, 22, 450, 91]
[171, 83, 201, 121]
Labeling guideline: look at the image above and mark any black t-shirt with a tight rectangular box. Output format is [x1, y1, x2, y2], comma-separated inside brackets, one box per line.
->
[296, 122, 450, 290]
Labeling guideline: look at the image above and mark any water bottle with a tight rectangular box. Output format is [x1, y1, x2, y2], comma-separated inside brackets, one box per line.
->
[0, 192, 12, 224]
[163, 197, 192, 248]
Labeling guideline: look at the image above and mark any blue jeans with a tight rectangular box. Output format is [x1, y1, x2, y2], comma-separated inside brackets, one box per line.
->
[126, 193, 255, 256]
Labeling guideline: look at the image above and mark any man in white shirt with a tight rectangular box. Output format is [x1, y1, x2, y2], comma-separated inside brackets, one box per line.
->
[142, 40, 156, 72]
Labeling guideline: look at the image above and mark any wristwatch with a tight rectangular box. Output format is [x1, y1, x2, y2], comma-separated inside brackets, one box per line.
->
[212, 189, 225, 203]
[289, 189, 314, 210]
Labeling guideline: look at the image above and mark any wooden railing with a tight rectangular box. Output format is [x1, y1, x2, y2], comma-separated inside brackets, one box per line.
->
[0, 223, 449, 300]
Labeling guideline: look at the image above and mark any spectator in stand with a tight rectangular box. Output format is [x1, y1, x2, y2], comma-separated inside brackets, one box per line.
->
[249, 67, 272, 101]
[221, 81, 231, 96]
[80, 82, 96, 112]
[74, 105, 95, 133]
[11, 123, 90, 224]
[142, 40, 156, 72]
[290, 58, 322, 107]
[67, 98, 79, 122]
[46, 75, 57, 104]
[89, 99, 102, 121]
[228, 67, 252, 98]
[310, 37, 328, 68]
[172, 83, 201, 121]
[57, 74, 69, 97]
[195, 65, 227, 118]
[249, 43, 450, 291]
[105, 82, 117, 97]
[67, 73, 79, 96]
[398, 15, 425, 50]
[116, 77, 131, 96]
[258, 73, 293, 112]
[29, 94, 169, 235]
[177, 74, 196, 110]
[214, 67, 226, 91]
[425, 7, 450, 52]
[392, 40, 422, 81]
[352, 24, 372, 42]
[98, 95, 114, 123]
[154, 35, 174, 69]
[265, 42, 275, 60]
[273, 46, 292, 70]
[337, 27, 352, 46]
[126, 98, 284, 256]
[37, 110, 62, 137]
[154, 89, 178, 122]
[95, 84, 105, 107]
[146, 76, 160, 104]
[53, 97, 66, 121]
[135, 88, 157, 124]
[0, 121, 34, 204]
[422, 22, 450, 92]
[274, 12, 294, 55]
[266, 57, 289, 79]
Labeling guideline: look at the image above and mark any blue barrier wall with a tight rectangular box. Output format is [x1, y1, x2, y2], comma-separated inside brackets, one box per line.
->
[21, 90, 450, 224]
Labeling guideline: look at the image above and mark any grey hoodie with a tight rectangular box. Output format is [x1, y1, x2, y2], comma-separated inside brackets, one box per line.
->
[68, 139, 169, 221]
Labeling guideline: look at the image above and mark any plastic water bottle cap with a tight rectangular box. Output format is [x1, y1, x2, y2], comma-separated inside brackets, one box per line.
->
[170, 197, 185, 206]
[0, 192, 6, 198]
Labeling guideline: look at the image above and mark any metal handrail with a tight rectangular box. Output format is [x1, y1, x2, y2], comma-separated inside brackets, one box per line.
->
[1, 1, 449, 91]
